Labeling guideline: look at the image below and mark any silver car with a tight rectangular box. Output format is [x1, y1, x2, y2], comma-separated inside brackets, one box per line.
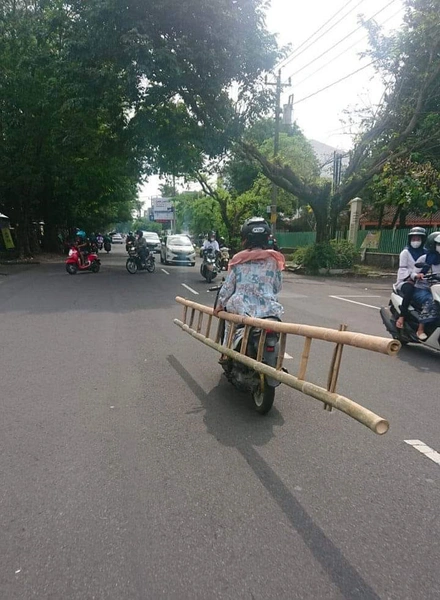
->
[142, 231, 161, 253]
[160, 235, 196, 266]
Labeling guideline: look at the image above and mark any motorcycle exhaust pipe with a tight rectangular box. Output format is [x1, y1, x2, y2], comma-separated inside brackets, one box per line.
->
[380, 306, 398, 336]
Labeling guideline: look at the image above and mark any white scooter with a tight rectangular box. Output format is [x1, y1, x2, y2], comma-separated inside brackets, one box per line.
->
[380, 268, 440, 350]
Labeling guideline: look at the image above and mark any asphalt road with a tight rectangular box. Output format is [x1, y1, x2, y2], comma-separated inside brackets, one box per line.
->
[1, 245, 439, 600]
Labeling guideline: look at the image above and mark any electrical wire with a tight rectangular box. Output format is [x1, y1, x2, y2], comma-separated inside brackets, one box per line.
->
[293, 60, 378, 105]
[287, 0, 397, 80]
[276, 0, 366, 70]
[294, 7, 404, 88]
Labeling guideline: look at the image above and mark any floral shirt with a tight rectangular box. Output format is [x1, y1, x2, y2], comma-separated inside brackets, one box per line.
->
[217, 258, 283, 318]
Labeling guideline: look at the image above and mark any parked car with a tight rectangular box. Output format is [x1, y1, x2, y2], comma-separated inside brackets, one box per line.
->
[160, 235, 196, 266]
[142, 231, 161, 253]
[111, 233, 123, 244]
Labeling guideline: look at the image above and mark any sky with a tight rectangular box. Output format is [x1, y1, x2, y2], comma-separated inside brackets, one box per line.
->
[139, 0, 405, 205]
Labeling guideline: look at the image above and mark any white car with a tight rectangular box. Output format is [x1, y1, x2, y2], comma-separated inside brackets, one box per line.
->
[111, 233, 123, 244]
[161, 235, 196, 266]
[142, 231, 161, 253]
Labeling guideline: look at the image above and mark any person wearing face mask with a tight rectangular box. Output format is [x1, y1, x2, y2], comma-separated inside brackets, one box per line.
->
[412, 231, 440, 339]
[395, 227, 427, 332]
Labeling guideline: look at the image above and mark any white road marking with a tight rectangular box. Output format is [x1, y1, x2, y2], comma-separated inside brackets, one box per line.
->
[161, 268, 170, 275]
[329, 295, 381, 310]
[405, 440, 440, 466]
[334, 295, 381, 298]
[181, 283, 199, 296]
[284, 352, 293, 359]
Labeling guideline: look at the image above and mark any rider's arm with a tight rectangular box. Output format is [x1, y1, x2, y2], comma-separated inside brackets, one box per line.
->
[397, 249, 414, 282]
[273, 269, 282, 294]
[216, 268, 237, 312]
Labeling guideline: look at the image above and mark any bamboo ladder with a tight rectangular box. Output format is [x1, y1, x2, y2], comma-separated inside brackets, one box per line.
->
[174, 296, 401, 435]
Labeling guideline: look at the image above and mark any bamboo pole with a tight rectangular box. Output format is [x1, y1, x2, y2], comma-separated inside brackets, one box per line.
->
[256, 330, 267, 362]
[205, 314, 213, 339]
[298, 337, 312, 380]
[276, 333, 287, 370]
[189, 308, 195, 328]
[325, 324, 348, 411]
[240, 325, 251, 355]
[183, 305, 188, 325]
[175, 297, 400, 356]
[197, 311, 204, 334]
[174, 318, 389, 435]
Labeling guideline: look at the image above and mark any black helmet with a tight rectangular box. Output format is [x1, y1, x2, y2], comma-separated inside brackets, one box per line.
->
[407, 226, 426, 245]
[136, 230, 143, 237]
[241, 217, 270, 248]
[425, 231, 440, 252]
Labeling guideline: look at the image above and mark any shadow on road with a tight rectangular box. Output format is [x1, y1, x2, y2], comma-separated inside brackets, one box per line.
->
[167, 354, 381, 600]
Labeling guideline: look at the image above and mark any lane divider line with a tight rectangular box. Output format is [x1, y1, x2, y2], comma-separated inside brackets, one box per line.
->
[161, 269, 170, 275]
[405, 440, 440, 466]
[284, 352, 293, 359]
[334, 295, 381, 298]
[181, 283, 199, 296]
[329, 295, 381, 310]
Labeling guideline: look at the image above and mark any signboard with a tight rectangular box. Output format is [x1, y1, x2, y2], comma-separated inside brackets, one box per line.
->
[152, 197, 174, 222]
[1, 227, 15, 249]
[360, 231, 381, 250]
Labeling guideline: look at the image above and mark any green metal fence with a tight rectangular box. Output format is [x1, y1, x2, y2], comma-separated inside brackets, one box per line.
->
[277, 228, 439, 254]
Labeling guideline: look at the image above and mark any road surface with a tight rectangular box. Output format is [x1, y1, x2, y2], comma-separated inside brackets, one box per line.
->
[1, 246, 439, 599]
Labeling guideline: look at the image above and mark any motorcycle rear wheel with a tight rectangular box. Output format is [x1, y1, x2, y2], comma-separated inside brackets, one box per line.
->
[66, 263, 77, 275]
[252, 376, 275, 415]
[126, 259, 137, 274]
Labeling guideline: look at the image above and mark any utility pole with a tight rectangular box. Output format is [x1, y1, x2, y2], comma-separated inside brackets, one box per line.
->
[266, 70, 291, 235]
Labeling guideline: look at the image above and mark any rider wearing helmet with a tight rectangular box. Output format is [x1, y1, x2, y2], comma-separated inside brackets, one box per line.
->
[214, 218, 285, 362]
[202, 231, 219, 253]
[411, 231, 440, 339]
[395, 227, 427, 330]
[75, 230, 90, 266]
[135, 229, 147, 264]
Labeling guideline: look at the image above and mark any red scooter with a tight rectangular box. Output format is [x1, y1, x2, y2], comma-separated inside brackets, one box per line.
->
[65, 246, 100, 274]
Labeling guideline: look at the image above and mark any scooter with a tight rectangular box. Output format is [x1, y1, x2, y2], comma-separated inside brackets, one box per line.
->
[65, 246, 100, 274]
[201, 249, 219, 283]
[126, 246, 155, 274]
[210, 284, 282, 414]
[380, 269, 440, 350]
[104, 238, 111, 253]
[96, 235, 104, 250]
[219, 246, 230, 271]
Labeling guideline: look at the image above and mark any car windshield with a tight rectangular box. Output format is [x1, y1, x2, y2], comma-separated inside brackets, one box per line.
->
[143, 233, 159, 240]
[169, 236, 192, 246]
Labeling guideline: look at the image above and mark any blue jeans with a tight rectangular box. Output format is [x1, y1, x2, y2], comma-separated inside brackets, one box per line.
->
[412, 287, 432, 307]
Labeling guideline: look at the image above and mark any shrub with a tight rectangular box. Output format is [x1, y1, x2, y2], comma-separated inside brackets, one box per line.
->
[329, 240, 357, 269]
[292, 240, 357, 273]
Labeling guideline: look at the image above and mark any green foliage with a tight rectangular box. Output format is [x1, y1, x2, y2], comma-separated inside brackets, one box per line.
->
[0, 0, 280, 253]
[132, 219, 163, 234]
[293, 240, 357, 273]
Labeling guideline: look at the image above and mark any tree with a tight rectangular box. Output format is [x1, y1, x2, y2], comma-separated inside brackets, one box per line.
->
[240, 0, 440, 241]
[0, 0, 280, 254]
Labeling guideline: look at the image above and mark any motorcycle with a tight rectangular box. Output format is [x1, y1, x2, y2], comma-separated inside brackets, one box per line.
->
[210, 284, 282, 414]
[65, 246, 100, 275]
[219, 246, 230, 271]
[380, 267, 440, 351]
[96, 235, 104, 250]
[201, 249, 219, 283]
[104, 238, 111, 253]
[126, 246, 155, 274]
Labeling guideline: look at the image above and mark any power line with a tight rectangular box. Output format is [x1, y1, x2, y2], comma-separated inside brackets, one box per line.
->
[277, 0, 367, 71]
[287, 0, 397, 80]
[293, 60, 378, 105]
[295, 7, 404, 88]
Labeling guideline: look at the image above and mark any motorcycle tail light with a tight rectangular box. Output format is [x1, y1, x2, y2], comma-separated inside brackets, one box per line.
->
[266, 346, 275, 352]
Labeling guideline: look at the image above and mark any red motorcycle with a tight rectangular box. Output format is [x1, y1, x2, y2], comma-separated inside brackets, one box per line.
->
[65, 246, 100, 275]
